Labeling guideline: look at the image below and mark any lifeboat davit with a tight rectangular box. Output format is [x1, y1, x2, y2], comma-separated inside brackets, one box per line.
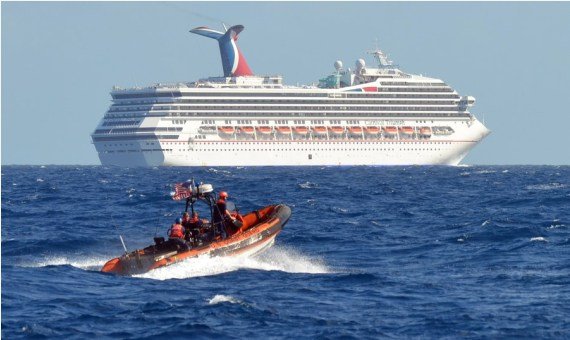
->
[218, 126, 235, 134]
[101, 181, 291, 276]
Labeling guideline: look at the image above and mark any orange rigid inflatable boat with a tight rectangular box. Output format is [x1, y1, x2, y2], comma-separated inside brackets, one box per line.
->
[101, 181, 291, 276]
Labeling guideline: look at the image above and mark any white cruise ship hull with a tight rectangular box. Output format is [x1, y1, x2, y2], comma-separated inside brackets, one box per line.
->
[94, 119, 489, 167]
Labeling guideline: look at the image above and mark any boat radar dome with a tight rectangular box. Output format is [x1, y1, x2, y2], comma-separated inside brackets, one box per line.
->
[356, 58, 366, 70]
[334, 60, 343, 71]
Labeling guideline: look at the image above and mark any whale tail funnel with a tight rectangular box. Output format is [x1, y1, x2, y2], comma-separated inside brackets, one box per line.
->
[190, 25, 253, 77]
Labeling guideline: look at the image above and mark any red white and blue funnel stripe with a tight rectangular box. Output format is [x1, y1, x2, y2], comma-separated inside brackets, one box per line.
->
[190, 25, 253, 77]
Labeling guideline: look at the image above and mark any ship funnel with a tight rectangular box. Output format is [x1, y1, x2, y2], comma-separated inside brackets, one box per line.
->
[190, 25, 254, 77]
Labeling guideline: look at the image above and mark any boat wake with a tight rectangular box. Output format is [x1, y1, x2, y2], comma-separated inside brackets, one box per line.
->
[17, 247, 331, 280]
[136, 245, 331, 281]
[20, 255, 110, 271]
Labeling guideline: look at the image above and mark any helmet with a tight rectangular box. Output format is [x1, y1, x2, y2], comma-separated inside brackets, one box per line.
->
[176, 217, 182, 224]
[219, 191, 229, 199]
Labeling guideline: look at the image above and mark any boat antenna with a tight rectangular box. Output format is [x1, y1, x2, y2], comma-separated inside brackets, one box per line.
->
[222, 22, 228, 32]
[118, 234, 128, 254]
[106, 193, 129, 254]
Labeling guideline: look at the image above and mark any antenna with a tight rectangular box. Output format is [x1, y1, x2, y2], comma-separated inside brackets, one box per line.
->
[367, 39, 396, 69]
[222, 22, 228, 32]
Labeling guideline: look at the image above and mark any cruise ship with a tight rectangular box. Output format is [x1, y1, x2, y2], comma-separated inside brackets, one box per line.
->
[91, 24, 490, 166]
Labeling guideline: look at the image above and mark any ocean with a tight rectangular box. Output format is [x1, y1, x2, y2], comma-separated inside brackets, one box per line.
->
[2, 165, 569, 338]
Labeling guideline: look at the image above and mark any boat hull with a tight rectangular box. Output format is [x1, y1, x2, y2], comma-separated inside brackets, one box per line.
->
[101, 204, 291, 276]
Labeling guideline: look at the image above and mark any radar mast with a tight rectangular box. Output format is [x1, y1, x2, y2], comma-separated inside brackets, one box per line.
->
[368, 39, 396, 69]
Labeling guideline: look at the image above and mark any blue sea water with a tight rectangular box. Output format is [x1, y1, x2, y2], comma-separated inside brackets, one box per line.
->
[2, 165, 569, 338]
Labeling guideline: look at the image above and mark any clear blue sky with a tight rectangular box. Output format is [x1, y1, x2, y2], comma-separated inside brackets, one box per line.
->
[2, 2, 569, 165]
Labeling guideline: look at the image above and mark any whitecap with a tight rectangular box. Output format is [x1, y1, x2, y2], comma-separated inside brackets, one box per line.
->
[525, 183, 566, 191]
[530, 237, 547, 242]
[502, 170, 509, 173]
[208, 168, 232, 175]
[475, 170, 496, 174]
[36, 178, 44, 182]
[481, 220, 491, 226]
[332, 207, 349, 213]
[460, 172, 470, 176]
[298, 181, 318, 189]
[207, 294, 242, 305]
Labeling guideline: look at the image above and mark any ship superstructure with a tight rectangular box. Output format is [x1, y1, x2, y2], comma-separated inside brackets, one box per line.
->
[92, 25, 490, 166]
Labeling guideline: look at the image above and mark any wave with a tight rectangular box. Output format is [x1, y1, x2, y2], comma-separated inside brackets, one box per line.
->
[525, 183, 566, 191]
[19, 255, 109, 271]
[207, 294, 244, 305]
[474, 170, 496, 174]
[298, 181, 318, 189]
[207, 168, 232, 175]
[136, 246, 331, 281]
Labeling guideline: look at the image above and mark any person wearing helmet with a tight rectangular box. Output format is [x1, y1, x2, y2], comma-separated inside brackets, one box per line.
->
[213, 191, 233, 238]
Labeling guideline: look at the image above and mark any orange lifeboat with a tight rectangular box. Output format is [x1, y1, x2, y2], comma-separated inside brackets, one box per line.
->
[276, 126, 292, 134]
[328, 126, 345, 135]
[293, 126, 309, 135]
[383, 126, 398, 135]
[419, 127, 432, 136]
[400, 126, 414, 135]
[218, 126, 235, 134]
[313, 126, 327, 135]
[364, 126, 381, 135]
[239, 126, 255, 135]
[348, 126, 363, 134]
[256, 126, 273, 135]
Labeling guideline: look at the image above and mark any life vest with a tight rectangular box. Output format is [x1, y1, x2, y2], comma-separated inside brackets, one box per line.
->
[169, 223, 185, 239]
